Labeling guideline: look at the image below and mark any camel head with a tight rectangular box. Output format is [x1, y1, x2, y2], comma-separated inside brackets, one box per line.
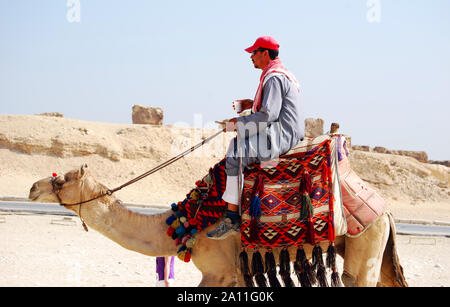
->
[28, 164, 107, 212]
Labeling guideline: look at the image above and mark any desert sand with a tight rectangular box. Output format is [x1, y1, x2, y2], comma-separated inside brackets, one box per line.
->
[1, 213, 449, 287]
[1, 114, 449, 287]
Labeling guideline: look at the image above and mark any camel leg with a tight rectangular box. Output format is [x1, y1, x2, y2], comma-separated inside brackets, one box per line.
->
[342, 213, 390, 287]
[377, 212, 408, 287]
[193, 229, 243, 287]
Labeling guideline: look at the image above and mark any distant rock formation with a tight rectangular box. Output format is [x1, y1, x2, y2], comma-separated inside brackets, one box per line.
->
[387, 150, 428, 163]
[353, 145, 371, 152]
[132, 105, 163, 125]
[36, 112, 64, 118]
[0, 114, 448, 204]
[305, 118, 324, 138]
[429, 160, 450, 168]
[352, 145, 428, 163]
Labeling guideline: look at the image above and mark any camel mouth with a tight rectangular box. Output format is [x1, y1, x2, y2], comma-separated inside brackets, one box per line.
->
[28, 191, 39, 202]
[28, 184, 41, 201]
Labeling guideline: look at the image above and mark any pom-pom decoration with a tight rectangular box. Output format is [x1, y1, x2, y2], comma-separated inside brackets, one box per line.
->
[170, 219, 180, 229]
[166, 227, 175, 237]
[166, 214, 176, 226]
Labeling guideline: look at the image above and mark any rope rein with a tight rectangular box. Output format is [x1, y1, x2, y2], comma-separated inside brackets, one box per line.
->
[57, 128, 226, 207]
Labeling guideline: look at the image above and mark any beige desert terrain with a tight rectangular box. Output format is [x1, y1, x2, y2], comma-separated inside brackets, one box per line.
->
[1, 114, 449, 287]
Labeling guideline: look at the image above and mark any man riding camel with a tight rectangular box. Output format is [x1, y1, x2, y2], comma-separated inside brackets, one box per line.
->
[207, 36, 304, 240]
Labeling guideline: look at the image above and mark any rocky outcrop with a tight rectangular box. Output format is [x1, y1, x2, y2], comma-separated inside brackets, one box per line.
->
[0, 114, 448, 204]
[387, 150, 428, 163]
[429, 160, 450, 168]
[353, 145, 428, 163]
[0, 115, 231, 162]
[132, 105, 163, 125]
[36, 112, 64, 118]
[304, 118, 324, 138]
[349, 150, 449, 203]
[353, 145, 371, 152]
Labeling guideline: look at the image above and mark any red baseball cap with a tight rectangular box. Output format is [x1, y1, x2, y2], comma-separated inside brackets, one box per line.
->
[245, 36, 279, 53]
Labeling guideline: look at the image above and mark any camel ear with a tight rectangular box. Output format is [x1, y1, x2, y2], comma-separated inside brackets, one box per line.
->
[54, 176, 66, 185]
[80, 163, 88, 177]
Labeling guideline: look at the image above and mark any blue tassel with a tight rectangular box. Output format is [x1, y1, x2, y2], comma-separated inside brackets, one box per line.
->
[165, 214, 176, 226]
[177, 245, 187, 253]
[249, 175, 264, 242]
[249, 175, 264, 218]
[175, 225, 185, 235]
[249, 193, 262, 218]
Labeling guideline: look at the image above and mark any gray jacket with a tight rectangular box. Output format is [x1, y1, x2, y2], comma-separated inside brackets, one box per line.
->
[236, 73, 304, 159]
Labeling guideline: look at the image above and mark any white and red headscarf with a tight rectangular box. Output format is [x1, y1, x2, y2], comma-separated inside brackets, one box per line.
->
[252, 57, 300, 113]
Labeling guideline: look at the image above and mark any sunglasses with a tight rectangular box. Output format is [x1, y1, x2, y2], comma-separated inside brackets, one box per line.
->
[251, 49, 266, 55]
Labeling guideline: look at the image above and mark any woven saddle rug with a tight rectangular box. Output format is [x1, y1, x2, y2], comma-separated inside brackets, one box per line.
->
[239, 136, 345, 287]
[241, 138, 335, 248]
[165, 135, 345, 286]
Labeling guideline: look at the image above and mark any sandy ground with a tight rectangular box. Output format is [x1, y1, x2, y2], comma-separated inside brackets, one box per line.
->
[1, 213, 449, 287]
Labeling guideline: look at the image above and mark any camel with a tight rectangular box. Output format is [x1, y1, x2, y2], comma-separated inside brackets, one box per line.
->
[29, 164, 407, 287]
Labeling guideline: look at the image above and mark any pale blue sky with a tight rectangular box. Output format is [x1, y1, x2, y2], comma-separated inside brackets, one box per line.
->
[1, 0, 449, 160]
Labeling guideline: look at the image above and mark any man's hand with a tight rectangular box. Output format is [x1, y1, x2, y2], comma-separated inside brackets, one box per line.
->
[233, 99, 253, 114]
[225, 118, 237, 132]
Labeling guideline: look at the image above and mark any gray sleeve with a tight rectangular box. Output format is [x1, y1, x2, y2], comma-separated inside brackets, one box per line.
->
[236, 76, 283, 137]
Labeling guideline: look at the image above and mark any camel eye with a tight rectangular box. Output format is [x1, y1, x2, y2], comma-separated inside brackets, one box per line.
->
[54, 176, 66, 186]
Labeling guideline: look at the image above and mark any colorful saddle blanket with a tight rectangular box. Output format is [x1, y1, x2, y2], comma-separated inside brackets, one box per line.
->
[240, 136, 343, 249]
[165, 135, 346, 263]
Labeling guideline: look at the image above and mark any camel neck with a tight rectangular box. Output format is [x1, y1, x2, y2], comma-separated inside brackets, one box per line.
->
[81, 199, 177, 257]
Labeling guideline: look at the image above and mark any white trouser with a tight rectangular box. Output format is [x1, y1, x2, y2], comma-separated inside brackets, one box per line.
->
[221, 175, 244, 205]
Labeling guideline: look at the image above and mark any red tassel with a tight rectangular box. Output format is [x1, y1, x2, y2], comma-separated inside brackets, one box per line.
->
[184, 249, 191, 262]
[307, 217, 315, 245]
[167, 226, 175, 237]
[327, 219, 335, 242]
[252, 175, 265, 197]
[300, 170, 312, 194]
[249, 219, 259, 243]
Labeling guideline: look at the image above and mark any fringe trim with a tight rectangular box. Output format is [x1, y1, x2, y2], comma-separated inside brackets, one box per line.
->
[251, 251, 268, 287]
[264, 250, 281, 287]
[279, 248, 295, 287]
[239, 250, 254, 287]
[294, 247, 313, 287]
[327, 243, 342, 287]
[239, 245, 342, 287]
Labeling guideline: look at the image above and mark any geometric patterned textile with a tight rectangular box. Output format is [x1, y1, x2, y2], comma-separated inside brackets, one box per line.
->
[167, 136, 342, 286]
[165, 159, 228, 262]
[177, 159, 228, 231]
[166, 138, 338, 267]
[240, 139, 335, 249]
